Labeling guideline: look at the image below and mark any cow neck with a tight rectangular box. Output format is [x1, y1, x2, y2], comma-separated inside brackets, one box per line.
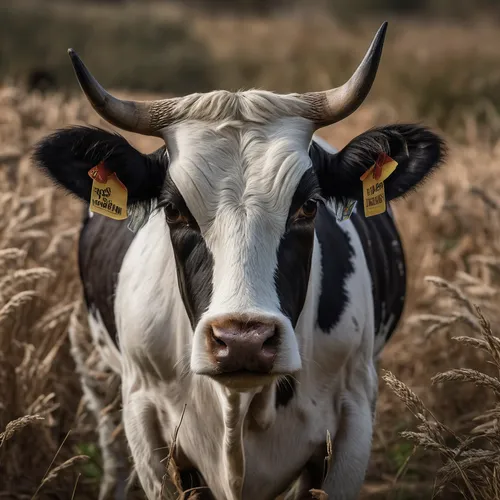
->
[219, 389, 251, 500]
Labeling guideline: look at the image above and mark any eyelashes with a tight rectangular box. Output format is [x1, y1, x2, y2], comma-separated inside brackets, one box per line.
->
[295, 199, 318, 221]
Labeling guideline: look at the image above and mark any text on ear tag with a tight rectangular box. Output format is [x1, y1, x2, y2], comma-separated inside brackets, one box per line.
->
[88, 162, 128, 220]
[360, 153, 398, 218]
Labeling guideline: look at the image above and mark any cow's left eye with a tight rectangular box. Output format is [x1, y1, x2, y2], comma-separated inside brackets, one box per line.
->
[296, 199, 318, 220]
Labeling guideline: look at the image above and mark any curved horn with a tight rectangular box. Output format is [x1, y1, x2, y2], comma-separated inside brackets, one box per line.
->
[301, 21, 388, 128]
[67, 49, 167, 136]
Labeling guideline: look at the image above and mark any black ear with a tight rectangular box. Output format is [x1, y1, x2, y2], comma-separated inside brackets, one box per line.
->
[32, 126, 167, 205]
[311, 124, 447, 203]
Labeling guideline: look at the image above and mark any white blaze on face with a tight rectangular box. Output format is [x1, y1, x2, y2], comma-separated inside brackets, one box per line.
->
[161, 117, 315, 376]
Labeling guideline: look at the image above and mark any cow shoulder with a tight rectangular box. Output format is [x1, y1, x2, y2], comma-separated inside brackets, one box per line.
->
[315, 204, 356, 333]
[79, 210, 137, 347]
[349, 207, 406, 355]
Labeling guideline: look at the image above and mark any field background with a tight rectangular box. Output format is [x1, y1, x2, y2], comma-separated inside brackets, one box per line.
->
[2, 0, 500, 499]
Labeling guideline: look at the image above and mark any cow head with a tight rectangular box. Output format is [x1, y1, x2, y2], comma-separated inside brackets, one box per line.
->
[33, 22, 445, 389]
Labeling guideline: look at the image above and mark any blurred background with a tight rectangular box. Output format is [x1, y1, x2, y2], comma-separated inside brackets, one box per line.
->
[2, 1, 500, 499]
[2, 0, 500, 142]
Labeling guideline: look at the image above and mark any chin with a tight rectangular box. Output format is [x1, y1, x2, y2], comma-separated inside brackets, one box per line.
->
[205, 371, 279, 392]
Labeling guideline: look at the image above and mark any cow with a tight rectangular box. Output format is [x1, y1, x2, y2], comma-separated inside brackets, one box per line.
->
[32, 22, 446, 500]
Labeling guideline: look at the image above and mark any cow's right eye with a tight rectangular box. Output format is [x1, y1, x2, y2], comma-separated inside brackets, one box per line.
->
[164, 204, 187, 225]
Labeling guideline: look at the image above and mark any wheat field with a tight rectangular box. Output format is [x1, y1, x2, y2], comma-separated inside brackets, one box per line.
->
[2, 12, 500, 500]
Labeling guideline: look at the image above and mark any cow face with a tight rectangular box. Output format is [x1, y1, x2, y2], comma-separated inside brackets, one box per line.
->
[160, 117, 318, 382]
[32, 23, 446, 388]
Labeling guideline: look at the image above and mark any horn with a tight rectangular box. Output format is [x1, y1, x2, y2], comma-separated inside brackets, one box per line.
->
[67, 49, 170, 136]
[300, 21, 388, 128]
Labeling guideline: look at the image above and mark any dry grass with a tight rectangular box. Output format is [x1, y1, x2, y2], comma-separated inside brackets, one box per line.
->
[0, 88, 93, 497]
[380, 283, 500, 499]
[1, 14, 500, 499]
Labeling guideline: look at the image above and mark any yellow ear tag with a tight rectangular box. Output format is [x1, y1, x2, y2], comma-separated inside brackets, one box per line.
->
[88, 162, 128, 220]
[360, 153, 398, 218]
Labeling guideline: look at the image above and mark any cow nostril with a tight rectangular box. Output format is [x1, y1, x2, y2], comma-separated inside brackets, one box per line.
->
[262, 327, 279, 348]
[211, 330, 227, 347]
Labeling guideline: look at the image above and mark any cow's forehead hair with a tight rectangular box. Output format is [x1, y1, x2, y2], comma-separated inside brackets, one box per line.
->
[154, 89, 311, 124]
[161, 116, 316, 229]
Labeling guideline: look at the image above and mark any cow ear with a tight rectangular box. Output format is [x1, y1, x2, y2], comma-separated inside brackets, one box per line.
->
[312, 124, 447, 203]
[32, 126, 167, 205]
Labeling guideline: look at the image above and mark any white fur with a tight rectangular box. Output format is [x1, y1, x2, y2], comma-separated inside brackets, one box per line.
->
[87, 310, 122, 375]
[115, 207, 377, 500]
[86, 101, 381, 500]
[154, 89, 311, 125]
[164, 118, 314, 376]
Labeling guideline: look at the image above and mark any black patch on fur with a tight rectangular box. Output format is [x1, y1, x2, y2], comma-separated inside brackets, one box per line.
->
[161, 173, 214, 330]
[310, 124, 447, 204]
[78, 212, 137, 347]
[31, 126, 169, 349]
[32, 126, 167, 206]
[315, 204, 355, 333]
[350, 206, 406, 346]
[275, 169, 320, 327]
[276, 375, 296, 408]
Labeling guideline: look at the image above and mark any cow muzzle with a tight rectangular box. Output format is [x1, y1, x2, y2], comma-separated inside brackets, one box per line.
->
[191, 312, 301, 386]
[208, 319, 279, 374]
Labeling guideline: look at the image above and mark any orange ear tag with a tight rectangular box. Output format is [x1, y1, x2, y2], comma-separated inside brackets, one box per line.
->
[88, 162, 128, 220]
[360, 153, 398, 218]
